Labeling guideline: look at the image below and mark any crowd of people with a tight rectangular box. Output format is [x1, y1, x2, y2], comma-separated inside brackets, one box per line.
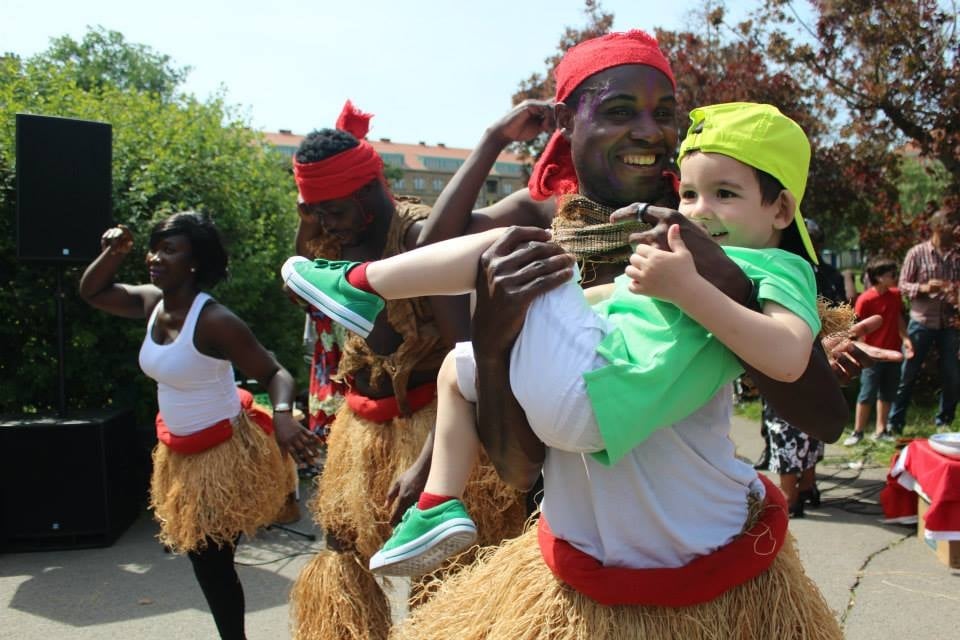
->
[834, 207, 960, 448]
[78, 27, 944, 640]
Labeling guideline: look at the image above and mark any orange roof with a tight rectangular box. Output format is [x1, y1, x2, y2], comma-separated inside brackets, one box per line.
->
[262, 130, 528, 176]
[263, 130, 303, 148]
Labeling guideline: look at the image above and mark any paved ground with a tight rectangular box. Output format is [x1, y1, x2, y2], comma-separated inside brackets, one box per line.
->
[2, 415, 959, 639]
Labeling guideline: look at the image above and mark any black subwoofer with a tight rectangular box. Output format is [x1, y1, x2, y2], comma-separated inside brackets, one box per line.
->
[0, 408, 142, 550]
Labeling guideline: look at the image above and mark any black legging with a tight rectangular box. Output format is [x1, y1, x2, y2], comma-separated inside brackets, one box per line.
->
[187, 538, 245, 640]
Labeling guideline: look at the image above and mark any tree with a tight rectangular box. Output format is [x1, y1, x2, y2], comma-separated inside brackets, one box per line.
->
[27, 26, 190, 100]
[757, 0, 960, 195]
[510, 0, 614, 159]
[0, 32, 302, 425]
[898, 155, 950, 218]
[656, 4, 897, 252]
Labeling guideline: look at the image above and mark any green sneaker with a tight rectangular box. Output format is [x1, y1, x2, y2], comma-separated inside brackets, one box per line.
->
[368, 500, 477, 576]
[281, 256, 385, 338]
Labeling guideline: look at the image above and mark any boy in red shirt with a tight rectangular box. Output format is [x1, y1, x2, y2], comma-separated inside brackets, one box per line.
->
[846, 257, 915, 444]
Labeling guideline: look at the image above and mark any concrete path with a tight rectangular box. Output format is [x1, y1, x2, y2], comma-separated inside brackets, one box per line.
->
[2, 415, 958, 638]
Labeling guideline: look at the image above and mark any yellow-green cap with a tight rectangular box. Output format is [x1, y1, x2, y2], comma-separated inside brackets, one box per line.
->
[678, 102, 817, 264]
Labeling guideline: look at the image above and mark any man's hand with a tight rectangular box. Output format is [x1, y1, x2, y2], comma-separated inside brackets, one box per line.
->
[274, 413, 321, 465]
[903, 337, 915, 360]
[488, 100, 556, 146]
[924, 278, 944, 295]
[385, 458, 431, 526]
[611, 204, 751, 303]
[822, 315, 905, 385]
[470, 227, 564, 488]
[472, 226, 574, 354]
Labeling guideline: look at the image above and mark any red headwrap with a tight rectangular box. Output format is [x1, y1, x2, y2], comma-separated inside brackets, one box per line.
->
[293, 100, 385, 204]
[528, 30, 677, 201]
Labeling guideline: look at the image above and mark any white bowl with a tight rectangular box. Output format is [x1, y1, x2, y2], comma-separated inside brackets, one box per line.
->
[928, 433, 960, 459]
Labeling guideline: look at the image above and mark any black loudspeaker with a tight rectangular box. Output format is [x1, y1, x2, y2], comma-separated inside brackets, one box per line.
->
[15, 113, 112, 263]
[0, 408, 142, 551]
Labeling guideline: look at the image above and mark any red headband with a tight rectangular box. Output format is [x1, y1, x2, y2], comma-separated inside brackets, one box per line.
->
[293, 100, 385, 204]
[528, 30, 676, 201]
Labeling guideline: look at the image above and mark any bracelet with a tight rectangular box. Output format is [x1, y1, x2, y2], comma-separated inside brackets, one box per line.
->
[273, 402, 292, 413]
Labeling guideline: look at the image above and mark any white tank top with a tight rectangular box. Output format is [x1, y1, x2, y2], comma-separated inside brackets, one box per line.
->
[139, 293, 241, 435]
[540, 385, 765, 570]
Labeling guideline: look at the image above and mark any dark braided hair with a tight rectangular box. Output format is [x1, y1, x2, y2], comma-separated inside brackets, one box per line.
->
[295, 128, 359, 163]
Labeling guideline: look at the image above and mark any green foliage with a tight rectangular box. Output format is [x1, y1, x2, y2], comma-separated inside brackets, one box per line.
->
[899, 156, 950, 218]
[382, 163, 404, 181]
[0, 37, 304, 425]
[757, 0, 960, 195]
[660, 3, 906, 255]
[30, 26, 189, 100]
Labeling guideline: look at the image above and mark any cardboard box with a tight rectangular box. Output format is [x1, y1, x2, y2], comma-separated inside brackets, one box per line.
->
[917, 496, 960, 569]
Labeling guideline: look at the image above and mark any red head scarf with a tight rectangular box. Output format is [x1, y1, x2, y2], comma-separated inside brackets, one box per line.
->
[293, 100, 385, 204]
[528, 30, 677, 201]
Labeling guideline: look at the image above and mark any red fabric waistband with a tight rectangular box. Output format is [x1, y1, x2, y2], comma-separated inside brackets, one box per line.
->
[155, 389, 274, 455]
[538, 474, 787, 606]
[345, 382, 437, 423]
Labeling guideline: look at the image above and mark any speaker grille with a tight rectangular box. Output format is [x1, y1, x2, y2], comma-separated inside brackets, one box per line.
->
[15, 114, 112, 263]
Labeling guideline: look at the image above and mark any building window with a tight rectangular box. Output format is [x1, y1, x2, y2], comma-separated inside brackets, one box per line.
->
[494, 161, 523, 176]
[502, 182, 513, 195]
[392, 178, 405, 190]
[421, 156, 465, 172]
[432, 178, 444, 192]
[413, 177, 425, 191]
[379, 152, 406, 168]
[486, 179, 498, 194]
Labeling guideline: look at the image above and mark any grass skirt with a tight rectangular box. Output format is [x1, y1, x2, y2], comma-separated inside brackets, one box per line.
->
[289, 550, 392, 640]
[291, 399, 525, 639]
[150, 411, 288, 553]
[391, 524, 843, 640]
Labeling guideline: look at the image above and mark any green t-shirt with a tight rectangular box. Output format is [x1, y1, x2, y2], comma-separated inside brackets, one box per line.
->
[583, 247, 820, 466]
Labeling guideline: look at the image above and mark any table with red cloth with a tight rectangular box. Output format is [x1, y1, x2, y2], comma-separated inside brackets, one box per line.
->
[880, 439, 960, 540]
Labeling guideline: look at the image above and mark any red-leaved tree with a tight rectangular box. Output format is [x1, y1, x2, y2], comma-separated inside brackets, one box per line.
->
[657, 6, 896, 254]
[752, 0, 960, 256]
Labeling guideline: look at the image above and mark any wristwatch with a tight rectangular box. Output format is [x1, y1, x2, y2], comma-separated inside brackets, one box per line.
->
[273, 402, 292, 413]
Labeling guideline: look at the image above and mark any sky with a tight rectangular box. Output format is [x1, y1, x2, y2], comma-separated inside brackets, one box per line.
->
[2, 0, 763, 149]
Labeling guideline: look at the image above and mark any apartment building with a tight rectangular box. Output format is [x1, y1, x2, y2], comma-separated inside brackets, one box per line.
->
[264, 130, 529, 207]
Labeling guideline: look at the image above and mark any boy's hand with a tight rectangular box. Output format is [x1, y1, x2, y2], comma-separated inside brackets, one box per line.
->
[611, 204, 752, 305]
[624, 224, 701, 302]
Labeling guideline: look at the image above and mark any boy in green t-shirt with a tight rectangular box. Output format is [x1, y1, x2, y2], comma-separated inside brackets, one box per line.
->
[282, 102, 821, 576]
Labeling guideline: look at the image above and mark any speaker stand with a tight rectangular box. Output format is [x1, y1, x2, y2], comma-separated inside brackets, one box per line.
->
[55, 264, 67, 418]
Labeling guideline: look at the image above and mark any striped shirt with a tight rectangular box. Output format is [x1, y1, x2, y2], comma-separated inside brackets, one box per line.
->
[899, 240, 960, 329]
